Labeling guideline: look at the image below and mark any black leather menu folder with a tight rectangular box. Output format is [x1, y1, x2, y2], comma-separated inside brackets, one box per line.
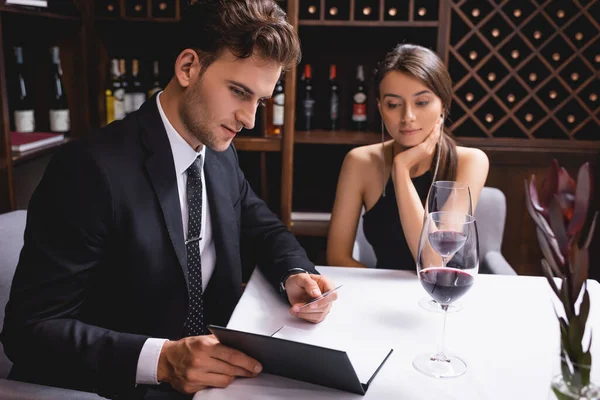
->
[208, 324, 393, 395]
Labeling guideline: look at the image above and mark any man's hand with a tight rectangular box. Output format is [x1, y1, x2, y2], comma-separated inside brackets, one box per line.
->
[157, 335, 262, 394]
[285, 273, 338, 323]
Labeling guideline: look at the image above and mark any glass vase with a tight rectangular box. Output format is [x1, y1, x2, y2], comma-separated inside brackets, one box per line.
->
[551, 354, 599, 399]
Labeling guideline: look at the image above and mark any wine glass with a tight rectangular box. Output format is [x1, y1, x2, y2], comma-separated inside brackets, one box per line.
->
[419, 180, 473, 313]
[413, 211, 479, 378]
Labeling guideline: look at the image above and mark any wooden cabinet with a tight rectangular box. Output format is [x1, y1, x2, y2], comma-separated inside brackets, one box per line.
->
[0, 0, 598, 274]
[0, 0, 89, 211]
[280, 0, 600, 274]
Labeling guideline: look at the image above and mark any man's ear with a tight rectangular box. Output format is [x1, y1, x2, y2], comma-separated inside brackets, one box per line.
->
[174, 49, 201, 88]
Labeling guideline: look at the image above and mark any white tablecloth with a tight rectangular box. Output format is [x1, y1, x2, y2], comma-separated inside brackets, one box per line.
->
[194, 266, 600, 399]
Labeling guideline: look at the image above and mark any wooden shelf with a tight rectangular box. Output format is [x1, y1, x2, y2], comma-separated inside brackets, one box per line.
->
[298, 20, 438, 27]
[0, 4, 80, 20]
[233, 136, 281, 152]
[94, 16, 179, 23]
[290, 219, 329, 237]
[295, 130, 385, 145]
[455, 137, 600, 152]
[12, 137, 73, 166]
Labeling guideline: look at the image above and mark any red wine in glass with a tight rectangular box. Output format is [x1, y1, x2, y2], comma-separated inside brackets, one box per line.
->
[428, 231, 467, 258]
[413, 212, 478, 379]
[420, 181, 473, 313]
[419, 267, 474, 305]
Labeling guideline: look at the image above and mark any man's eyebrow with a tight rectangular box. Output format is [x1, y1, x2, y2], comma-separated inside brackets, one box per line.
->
[227, 80, 270, 100]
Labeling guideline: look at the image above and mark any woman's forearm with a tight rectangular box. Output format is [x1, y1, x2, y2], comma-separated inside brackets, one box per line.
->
[327, 253, 369, 268]
[393, 166, 426, 261]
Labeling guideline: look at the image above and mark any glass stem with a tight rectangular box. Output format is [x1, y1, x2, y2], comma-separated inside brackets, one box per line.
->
[433, 305, 450, 362]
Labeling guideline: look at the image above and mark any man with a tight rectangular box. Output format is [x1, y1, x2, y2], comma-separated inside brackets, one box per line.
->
[1, 0, 338, 398]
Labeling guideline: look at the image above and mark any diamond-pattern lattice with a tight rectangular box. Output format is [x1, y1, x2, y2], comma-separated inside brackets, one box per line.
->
[449, 0, 600, 140]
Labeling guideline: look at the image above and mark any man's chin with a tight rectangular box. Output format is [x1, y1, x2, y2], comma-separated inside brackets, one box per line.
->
[206, 139, 234, 153]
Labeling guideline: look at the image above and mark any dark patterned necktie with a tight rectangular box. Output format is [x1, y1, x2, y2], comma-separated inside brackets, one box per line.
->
[183, 155, 206, 336]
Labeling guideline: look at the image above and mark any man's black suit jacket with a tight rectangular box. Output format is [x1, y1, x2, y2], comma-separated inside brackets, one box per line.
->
[1, 96, 316, 397]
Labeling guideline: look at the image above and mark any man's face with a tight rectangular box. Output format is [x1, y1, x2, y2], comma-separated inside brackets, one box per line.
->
[180, 49, 282, 152]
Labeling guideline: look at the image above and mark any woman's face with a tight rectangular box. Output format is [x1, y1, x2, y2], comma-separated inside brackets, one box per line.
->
[378, 70, 444, 148]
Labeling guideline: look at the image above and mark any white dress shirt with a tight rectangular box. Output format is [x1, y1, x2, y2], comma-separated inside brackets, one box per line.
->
[135, 92, 217, 385]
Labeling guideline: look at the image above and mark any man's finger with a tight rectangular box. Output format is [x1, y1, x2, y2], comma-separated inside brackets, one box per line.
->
[208, 357, 259, 378]
[298, 291, 338, 310]
[211, 344, 262, 374]
[292, 273, 322, 297]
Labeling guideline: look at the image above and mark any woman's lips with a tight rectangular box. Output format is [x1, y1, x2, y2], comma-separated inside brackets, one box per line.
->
[400, 128, 421, 135]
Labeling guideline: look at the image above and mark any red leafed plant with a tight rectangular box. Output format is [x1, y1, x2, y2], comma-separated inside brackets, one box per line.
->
[525, 159, 598, 395]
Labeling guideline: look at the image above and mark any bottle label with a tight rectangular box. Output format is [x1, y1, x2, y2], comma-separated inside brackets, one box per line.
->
[14, 110, 35, 132]
[113, 88, 126, 119]
[330, 93, 339, 119]
[113, 88, 125, 101]
[303, 99, 315, 117]
[354, 93, 367, 104]
[273, 93, 284, 125]
[124, 94, 134, 115]
[352, 103, 367, 121]
[114, 99, 125, 120]
[50, 109, 70, 132]
[132, 93, 146, 111]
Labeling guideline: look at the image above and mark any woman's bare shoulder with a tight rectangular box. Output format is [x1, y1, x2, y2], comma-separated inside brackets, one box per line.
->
[345, 141, 390, 165]
[456, 145, 489, 165]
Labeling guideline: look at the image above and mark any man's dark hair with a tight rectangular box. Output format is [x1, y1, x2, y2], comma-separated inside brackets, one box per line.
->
[179, 0, 301, 71]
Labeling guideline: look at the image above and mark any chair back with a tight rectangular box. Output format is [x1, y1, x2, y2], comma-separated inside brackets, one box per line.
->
[0, 210, 27, 378]
[352, 207, 377, 268]
[474, 187, 507, 262]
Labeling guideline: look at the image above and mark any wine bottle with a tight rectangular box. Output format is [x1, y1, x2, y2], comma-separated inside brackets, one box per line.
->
[301, 64, 315, 131]
[329, 64, 340, 130]
[49, 46, 70, 134]
[13, 46, 35, 133]
[125, 58, 146, 113]
[119, 59, 131, 115]
[352, 64, 367, 131]
[148, 60, 162, 97]
[266, 76, 284, 136]
[105, 58, 125, 124]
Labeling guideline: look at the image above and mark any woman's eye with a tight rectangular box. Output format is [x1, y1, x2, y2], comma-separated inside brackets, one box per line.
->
[416, 101, 430, 106]
[387, 103, 400, 109]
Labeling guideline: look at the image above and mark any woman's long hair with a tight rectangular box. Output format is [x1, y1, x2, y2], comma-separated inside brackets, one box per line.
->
[374, 44, 457, 181]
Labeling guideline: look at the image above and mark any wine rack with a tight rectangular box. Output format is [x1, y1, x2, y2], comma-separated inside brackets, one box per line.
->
[299, 0, 440, 26]
[95, 0, 181, 20]
[447, 0, 600, 141]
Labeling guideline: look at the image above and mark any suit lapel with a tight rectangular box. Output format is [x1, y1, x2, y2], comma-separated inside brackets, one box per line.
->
[138, 96, 188, 287]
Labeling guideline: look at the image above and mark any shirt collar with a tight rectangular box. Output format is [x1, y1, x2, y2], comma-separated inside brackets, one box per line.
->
[156, 91, 205, 176]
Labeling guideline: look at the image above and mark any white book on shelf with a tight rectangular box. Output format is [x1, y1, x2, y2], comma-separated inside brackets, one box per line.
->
[291, 211, 331, 222]
[4, 0, 48, 7]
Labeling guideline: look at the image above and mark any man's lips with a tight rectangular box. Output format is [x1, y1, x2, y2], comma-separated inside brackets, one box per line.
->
[222, 126, 238, 135]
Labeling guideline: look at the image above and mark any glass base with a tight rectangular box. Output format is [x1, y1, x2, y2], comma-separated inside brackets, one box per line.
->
[551, 374, 600, 399]
[418, 296, 462, 313]
[413, 353, 467, 379]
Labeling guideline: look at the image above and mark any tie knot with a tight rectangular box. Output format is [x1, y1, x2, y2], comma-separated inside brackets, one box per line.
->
[187, 155, 203, 178]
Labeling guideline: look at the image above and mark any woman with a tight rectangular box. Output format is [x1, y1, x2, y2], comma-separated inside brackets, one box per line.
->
[326, 43, 489, 270]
